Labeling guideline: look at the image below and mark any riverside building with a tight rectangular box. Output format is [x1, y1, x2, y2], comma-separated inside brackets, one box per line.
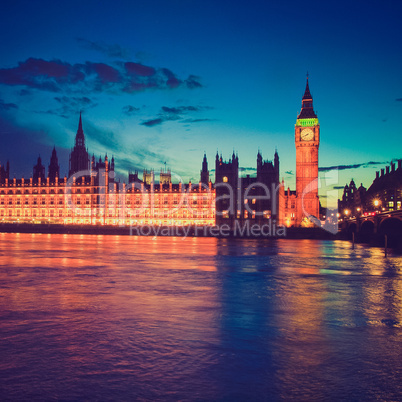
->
[0, 79, 321, 228]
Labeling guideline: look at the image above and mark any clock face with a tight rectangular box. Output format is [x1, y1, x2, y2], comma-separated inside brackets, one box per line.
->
[301, 128, 314, 141]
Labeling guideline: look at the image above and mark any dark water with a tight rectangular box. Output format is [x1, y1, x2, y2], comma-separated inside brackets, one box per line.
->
[0, 233, 401, 401]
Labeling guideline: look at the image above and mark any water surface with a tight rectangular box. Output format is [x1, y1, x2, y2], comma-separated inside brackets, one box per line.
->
[0, 233, 401, 400]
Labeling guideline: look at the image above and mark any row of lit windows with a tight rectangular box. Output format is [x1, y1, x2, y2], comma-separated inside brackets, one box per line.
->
[0, 184, 213, 193]
[221, 210, 271, 219]
[0, 189, 65, 195]
[0, 203, 215, 214]
[0, 196, 213, 205]
[0, 207, 213, 215]
[1, 193, 214, 204]
[0, 211, 215, 222]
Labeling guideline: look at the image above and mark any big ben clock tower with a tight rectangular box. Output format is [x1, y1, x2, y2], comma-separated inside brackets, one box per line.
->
[295, 75, 320, 225]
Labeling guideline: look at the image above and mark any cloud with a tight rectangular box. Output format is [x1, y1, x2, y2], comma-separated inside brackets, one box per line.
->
[122, 105, 140, 116]
[161, 68, 181, 89]
[162, 106, 198, 114]
[80, 120, 122, 159]
[104, 143, 178, 178]
[0, 57, 203, 95]
[185, 75, 203, 89]
[34, 109, 69, 119]
[396, 98, 402, 102]
[34, 96, 97, 118]
[0, 110, 175, 180]
[88, 62, 121, 83]
[239, 167, 257, 173]
[0, 58, 82, 92]
[122, 147, 171, 171]
[54, 96, 94, 107]
[141, 105, 213, 127]
[285, 170, 294, 175]
[125, 62, 156, 77]
[182, 118, 216, 123]
[76, 38, 131, 59]
[141, 118, 164, 127]
[318, 161, 388, 172]
[332, 185, 346, 190]
[0, 99, 18, 111]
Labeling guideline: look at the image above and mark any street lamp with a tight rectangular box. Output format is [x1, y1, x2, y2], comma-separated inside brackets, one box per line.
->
[373, 199, 381, 213]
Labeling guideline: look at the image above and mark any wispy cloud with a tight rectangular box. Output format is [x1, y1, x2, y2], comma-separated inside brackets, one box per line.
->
[34, 96, 97, 118]
[0, 99, 18, 111]
[185, 75, 203, 89]
[83, 120, 120, 154]
[396, 98, 402, 102]
[99, 144, 176, 178]
[161, 106, 198, 114]
[239, 167, 257, 174]
[182, 118, 216, 123]
[76, 38, 131, 59]
[122, 105, 140, 116]
[141, 105, 213, 127]
[318, 161, 388, 172]
[141, 118, 165, 127]
[0, 57, 203, 94]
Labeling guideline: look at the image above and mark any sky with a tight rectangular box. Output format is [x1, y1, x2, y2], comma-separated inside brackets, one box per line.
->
[0, 0, 401, 207]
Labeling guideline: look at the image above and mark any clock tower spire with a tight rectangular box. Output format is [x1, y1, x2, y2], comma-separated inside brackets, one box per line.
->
[295, 75, 320, 226]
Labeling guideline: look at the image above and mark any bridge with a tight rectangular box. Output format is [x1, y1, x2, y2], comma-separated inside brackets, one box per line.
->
[340, 209, 402, 249]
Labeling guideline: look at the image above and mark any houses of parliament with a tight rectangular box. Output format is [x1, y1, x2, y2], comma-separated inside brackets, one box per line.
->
[0, 79, 321, 229]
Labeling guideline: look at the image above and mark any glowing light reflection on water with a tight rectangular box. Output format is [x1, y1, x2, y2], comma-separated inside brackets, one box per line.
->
[0, 233, 401, 400]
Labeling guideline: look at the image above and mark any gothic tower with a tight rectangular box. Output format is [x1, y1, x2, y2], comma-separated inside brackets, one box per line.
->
[200, 153, 209, 185]
[295, 75, 320, 225]
[33, 156, 46, 183]
[215, 151, 239, 226]
[69, 112, 89, 177]
[48, 146, 60, 182]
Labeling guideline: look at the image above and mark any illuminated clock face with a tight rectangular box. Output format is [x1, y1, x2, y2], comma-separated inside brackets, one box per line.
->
[301, 128, 314, 141]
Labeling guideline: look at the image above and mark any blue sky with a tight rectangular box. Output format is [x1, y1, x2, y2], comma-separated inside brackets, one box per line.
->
[0, 0, 401, 207]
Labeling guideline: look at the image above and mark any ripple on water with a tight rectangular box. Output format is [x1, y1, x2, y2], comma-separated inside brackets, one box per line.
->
[0, 234, 401, 400]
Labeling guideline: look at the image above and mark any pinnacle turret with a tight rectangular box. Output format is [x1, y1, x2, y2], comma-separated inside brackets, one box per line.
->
[298, 75, 317, 119]
[201, 153, 209, 185]
[69, 112, 89, 176]
[75, 111, 85, 148]
[48, 147, 60, 182]
[302, 74, 312, 100]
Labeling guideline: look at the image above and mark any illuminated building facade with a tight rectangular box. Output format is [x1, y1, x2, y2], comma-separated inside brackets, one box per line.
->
[339, 161, 402, 217]
[215, 150, 281, 227]
[0, 116, 215, 226]
[0, 79, 321, 229]
[283, 76, 320, 227]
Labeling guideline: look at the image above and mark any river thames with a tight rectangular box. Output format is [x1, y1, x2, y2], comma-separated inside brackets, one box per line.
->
[0, 233, 401, 400]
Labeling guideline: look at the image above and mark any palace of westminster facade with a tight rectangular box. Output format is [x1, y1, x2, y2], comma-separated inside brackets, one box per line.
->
[0, 79, 320, 228]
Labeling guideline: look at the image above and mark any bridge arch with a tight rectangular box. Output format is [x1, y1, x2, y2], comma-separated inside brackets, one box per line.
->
[379, 218, 402, 248]
[360, 219, 375, 243]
